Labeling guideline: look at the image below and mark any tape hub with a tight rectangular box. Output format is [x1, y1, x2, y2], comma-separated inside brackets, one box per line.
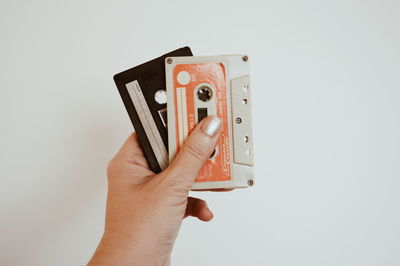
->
[197, 86, 213, 102]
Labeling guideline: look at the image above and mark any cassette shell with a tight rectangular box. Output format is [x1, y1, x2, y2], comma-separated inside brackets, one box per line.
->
[166, 55, 254, 190]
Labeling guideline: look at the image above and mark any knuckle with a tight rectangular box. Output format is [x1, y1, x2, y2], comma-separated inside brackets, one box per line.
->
[106, 158, 117, 179]
[182, 142, 208, 162]
[165, 179, 192, 195]
[157, 169, 192, 192]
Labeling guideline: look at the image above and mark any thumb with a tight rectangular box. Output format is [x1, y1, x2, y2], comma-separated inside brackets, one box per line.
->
[165, 115, 221, 187]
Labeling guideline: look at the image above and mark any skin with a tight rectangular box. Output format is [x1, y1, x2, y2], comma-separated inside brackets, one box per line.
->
[89, 116, 223, 266]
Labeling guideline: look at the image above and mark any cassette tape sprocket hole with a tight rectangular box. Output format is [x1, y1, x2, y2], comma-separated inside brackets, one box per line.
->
[197, 86, 213, 102]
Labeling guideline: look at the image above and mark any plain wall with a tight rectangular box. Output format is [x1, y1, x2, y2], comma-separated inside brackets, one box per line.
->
[1, 0, 399, 265]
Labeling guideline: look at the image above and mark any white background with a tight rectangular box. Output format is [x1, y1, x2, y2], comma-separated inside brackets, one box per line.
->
[1, 0, 399, 265]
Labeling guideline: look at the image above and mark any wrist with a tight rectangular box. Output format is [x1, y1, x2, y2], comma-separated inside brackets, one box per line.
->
[89, 230, 171, 266]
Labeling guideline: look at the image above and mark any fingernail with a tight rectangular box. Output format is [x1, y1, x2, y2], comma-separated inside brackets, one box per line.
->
[201, 116, 221, 136]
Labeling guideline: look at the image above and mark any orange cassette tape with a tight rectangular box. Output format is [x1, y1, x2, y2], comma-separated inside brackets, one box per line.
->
[165, 55, 254, 190]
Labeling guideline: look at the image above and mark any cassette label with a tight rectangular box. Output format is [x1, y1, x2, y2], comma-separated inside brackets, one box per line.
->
[172, 63, 231, 182]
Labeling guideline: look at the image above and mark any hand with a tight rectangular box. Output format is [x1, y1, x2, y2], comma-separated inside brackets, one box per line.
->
[89, 116, 222, 266]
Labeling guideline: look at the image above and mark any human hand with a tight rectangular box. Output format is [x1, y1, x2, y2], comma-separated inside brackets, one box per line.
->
[88, 115, 222, 266]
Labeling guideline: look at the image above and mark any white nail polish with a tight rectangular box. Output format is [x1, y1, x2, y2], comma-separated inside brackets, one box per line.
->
[202, 117, 221, 136]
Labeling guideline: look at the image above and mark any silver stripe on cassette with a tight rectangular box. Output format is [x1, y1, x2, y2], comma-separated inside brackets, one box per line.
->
[126, 80, 168, 170]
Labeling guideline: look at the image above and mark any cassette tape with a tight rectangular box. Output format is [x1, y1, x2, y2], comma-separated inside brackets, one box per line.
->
[165, 55, 254, 189]
[114, 46, 193, 173]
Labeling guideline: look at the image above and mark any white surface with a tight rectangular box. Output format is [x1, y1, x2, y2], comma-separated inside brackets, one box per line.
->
[0, 0, 399, 265]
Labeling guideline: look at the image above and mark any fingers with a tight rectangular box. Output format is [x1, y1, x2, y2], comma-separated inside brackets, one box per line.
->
[107, 133, 153, 185]
[184, 197, 213, 222]
[165, 116, 221, 187]
[115, 133, 149, 169]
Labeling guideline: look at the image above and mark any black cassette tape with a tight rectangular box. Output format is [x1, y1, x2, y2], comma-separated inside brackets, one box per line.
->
[113, 46, 193, 173]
